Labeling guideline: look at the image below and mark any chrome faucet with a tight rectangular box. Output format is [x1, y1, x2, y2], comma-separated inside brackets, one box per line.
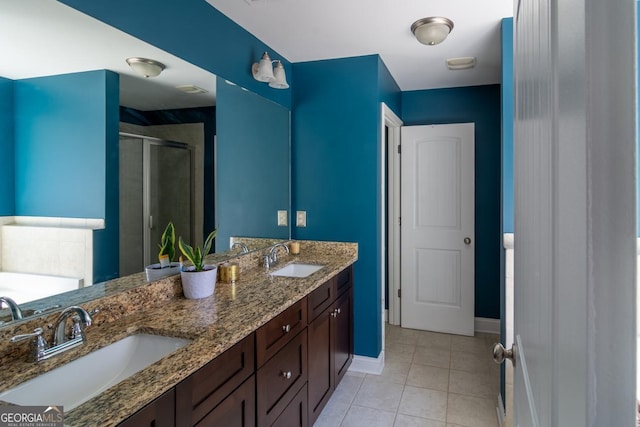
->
[10, 305, 94, 362]
[232, 242, 249, 253]
[0, 296, 23, 321]
[264, 243, 290, 270]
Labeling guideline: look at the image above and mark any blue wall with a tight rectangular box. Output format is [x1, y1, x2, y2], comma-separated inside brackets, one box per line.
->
[293, 55, 401, 358]
[14, 71, 116, 218]
[216, 80, 290, 250]
[0, 77, 14, 216]
[402, 85, 502, 319]
[502, 18, 514, 234]
[60, 0, 292, 109]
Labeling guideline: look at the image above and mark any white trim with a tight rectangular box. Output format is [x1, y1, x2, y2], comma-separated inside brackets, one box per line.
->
[475, 317, 501, 334]
[349, 350, 385, 375]
[497, 393, 506, 427]
[503, 232, 514, 250]
[381, 102, 403, 327]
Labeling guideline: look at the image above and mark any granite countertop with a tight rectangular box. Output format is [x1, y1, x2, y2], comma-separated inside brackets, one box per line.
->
[0, 240, 357, 426]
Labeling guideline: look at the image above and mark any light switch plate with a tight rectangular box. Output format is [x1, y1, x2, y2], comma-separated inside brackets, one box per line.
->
[277, 210, 288, 227]
[296, 211, 307, 227]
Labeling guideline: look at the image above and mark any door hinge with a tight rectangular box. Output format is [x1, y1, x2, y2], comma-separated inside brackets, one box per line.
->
[397, 144, 401, 154]
[397, 289, 401, 298]
[398, 217, 401, 226]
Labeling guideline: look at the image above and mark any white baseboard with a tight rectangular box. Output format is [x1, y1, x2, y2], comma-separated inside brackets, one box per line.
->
[475, 317, 501, 334]
[349, 350, 385, 375]
[497, 393, 505, 427]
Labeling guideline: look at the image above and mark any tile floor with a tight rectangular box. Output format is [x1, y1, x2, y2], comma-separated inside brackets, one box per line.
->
[314, 324, 501, 427]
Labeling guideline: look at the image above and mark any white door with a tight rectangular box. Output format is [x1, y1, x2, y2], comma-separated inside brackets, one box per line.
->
[400, 124, 475, 335]
[508, 0, 636, 425]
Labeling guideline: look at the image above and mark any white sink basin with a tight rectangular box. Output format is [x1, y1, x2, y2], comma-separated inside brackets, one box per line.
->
[270, 263, 324, 278]
[0, 333, 191, 410]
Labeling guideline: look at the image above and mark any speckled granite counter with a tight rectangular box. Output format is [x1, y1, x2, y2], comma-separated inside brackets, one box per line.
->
[0, 240, 357, 426]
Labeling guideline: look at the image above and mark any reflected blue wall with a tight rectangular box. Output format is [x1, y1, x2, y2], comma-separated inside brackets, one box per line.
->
[0, 77, 14, 216]
[216, 80, 290, 250]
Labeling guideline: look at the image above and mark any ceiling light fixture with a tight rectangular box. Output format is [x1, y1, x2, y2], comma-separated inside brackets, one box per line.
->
[126, 57, 166, 78]
[252, 52, 289, 89]
[411, 17, 454, 46]
[446, 57, 477, 70]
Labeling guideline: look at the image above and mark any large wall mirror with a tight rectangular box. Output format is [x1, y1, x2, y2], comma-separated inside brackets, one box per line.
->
[0, 0, 290, 325]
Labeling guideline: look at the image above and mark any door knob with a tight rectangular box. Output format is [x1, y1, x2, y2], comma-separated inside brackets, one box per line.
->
[464, 237, 471, 245]
[492, 342, 516, 366]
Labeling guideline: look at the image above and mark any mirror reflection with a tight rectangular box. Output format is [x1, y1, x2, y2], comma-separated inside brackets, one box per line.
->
[0, 0, 290, 324]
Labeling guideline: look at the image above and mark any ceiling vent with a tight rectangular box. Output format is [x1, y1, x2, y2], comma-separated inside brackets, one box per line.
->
[446, 57, 477, 70]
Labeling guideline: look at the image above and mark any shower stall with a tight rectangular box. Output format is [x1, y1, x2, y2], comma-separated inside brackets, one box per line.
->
[119, 133, 194, 276]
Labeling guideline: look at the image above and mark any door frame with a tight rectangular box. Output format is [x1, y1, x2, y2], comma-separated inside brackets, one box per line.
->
[380, 103, 403, 329]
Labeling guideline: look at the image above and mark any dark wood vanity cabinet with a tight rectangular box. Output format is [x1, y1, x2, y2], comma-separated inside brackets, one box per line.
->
[307, 266, 354, 426]
[118, 388, 175, 427]
[118, 264, 353, 427]
[175, 333, 256, 427]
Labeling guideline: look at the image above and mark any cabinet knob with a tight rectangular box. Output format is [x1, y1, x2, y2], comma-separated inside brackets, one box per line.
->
[336, 308, 341, 315]
[281, 370, 292, 380]
[330, 311, 337, 318]
[282, 324, 291, 333]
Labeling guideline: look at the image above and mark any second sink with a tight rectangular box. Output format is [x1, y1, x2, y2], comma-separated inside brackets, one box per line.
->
[270, 263, 324, 278]
[0, 333, 191, 411]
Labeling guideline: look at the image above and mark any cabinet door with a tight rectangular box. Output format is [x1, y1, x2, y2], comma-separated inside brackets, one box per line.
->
[307, 309, 333, 425]
[333, 288, 353, 385]
[272, 384, 308, 427]
[118, 388, 175, 427]
[195, 376, 255, 427]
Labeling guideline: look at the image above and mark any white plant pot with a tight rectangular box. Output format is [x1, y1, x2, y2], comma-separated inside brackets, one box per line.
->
[145, 262, 181, 281]
[180, 266, 217, 299]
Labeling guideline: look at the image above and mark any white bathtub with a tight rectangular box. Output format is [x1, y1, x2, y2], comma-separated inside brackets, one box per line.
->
[0, 272, 83, 305]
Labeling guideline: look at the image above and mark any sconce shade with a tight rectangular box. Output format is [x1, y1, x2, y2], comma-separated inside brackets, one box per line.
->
[411, 17, 454, 46]
[269, 61, 289, 89]
[126, 57, 165, 78]
[252, 52, 275, 82]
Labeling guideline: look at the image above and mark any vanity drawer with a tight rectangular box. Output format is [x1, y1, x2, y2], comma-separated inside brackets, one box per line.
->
[175, 333, 255, 427]
[307, 279, 334, 322]
[271, 383, 308, 427]
[335, 265, 353, 297]
[256, 299, 307, 367]
[256, 329, 308, 427]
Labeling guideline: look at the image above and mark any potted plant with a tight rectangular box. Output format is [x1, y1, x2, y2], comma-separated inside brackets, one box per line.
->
[178, 230, 218, 299]
[145, 222, 181, 281]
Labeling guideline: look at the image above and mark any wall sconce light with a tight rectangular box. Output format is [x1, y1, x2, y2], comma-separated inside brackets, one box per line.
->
[411, 17, 454, 46]
[126, 57, 166, 78]
[252, 52, 289, 89]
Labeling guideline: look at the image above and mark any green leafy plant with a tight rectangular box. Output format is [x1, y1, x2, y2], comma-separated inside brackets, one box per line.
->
[158, 222, 176, 264]
[179, 230, 217, 272]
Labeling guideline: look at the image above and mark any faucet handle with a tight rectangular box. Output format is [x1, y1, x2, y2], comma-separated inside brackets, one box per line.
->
[11, 328, 48, 362]
[10, 327, 45, 343]
[263, 255, 272, 270]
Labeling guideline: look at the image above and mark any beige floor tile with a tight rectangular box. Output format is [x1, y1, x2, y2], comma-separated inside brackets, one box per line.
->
[448, 369, 499, 400]
[386, 342, 416, 363]
[394, 413, 446, 427]
[332, 372, 366, 404]
[398, 385, 448, 422]
[446, 393, 499, 427]
[341, 405, 396, 427]
[386, 325, 421, 345]
[376, 359, 411, 384]
[406, 364, 450, 392]
[450, 350, 498, 375]
[413, 346, 451, 368]
[416, 331, 452, 350]
[352, 376, 405, 412]
[450, 335, 492, 355]
[314, 398, 350, 427]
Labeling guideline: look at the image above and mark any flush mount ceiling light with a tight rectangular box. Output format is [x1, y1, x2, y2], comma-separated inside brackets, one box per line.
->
[126, 57, 166, 78]
[411, 17, 454, 46]
[446, 56, 477, 70]
[252, 52, 289, 89]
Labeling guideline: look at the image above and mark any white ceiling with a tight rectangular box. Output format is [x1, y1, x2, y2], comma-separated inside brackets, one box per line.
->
[206, 0, 513, 91]
[0, 0, 217, 111]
